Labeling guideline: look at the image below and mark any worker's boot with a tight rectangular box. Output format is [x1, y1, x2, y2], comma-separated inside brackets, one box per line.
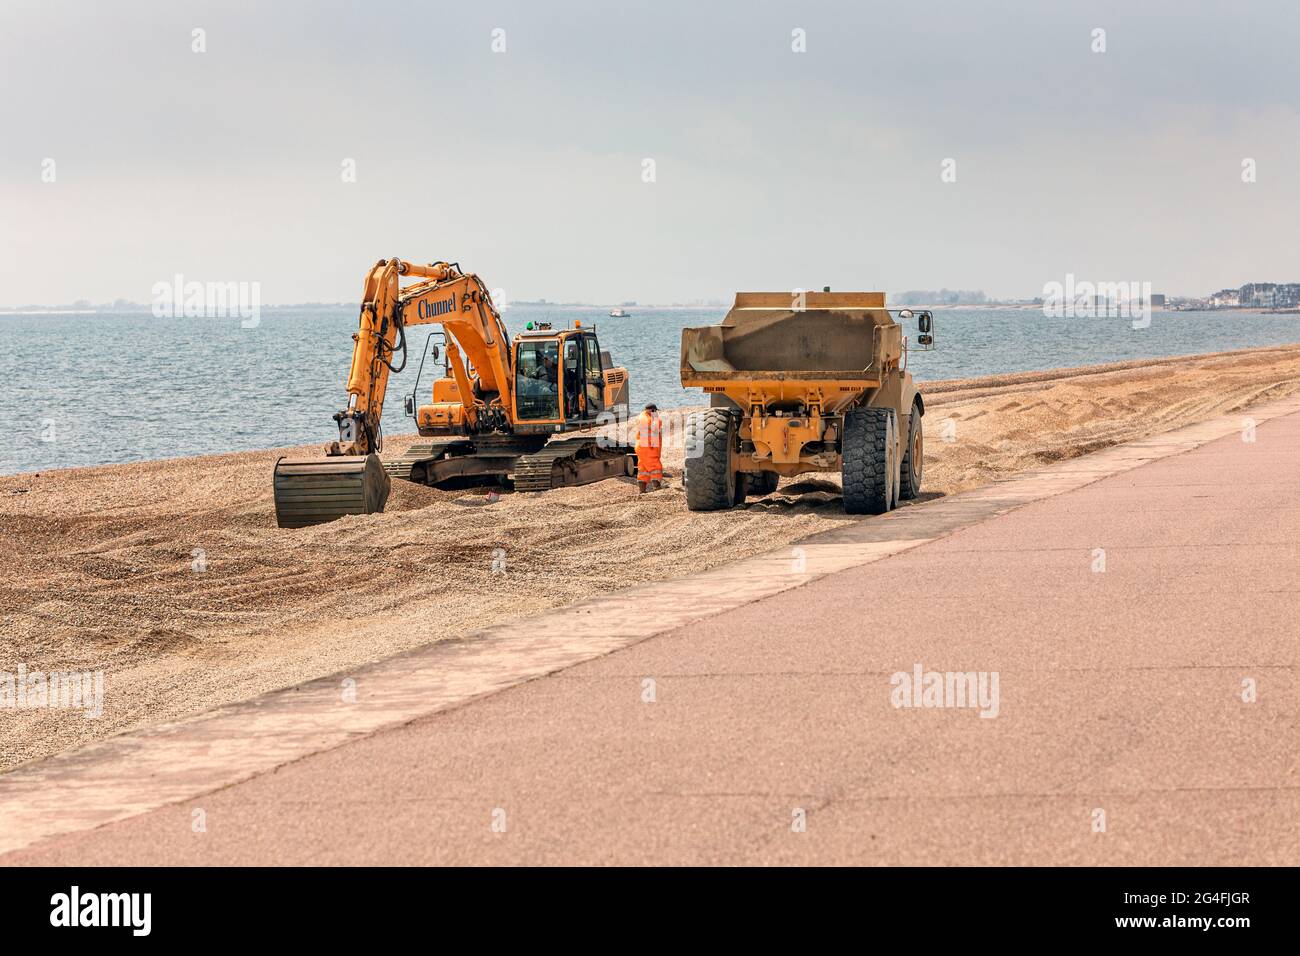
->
[638, 481, 648, 494]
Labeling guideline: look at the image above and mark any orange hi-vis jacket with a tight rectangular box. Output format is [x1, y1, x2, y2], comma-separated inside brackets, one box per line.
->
[634, 411, 663, 482]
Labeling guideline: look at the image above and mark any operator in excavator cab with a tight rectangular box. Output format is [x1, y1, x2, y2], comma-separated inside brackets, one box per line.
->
[635, 403, 664, 493]
[530, 347, 558, 386]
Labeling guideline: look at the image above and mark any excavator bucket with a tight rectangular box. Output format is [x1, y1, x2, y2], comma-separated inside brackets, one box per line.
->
[272, 454, 391, 528]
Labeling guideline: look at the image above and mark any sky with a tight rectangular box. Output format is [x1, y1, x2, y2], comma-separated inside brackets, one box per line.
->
[2, 0, 1298, 305]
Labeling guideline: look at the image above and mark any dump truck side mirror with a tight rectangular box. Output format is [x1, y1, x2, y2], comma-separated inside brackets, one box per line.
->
[918, 311, 934, 346]
[404, 395, 416, 417]
[899, 309, 934, 347]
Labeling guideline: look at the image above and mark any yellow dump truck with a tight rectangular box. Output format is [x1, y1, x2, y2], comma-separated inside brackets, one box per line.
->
[679, 291, 930, 514]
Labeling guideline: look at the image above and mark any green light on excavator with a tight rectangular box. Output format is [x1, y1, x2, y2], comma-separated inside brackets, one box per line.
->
[526, 321, 534, 330]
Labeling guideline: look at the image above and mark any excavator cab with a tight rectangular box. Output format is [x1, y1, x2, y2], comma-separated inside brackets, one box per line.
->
[512, 327, 615, 427]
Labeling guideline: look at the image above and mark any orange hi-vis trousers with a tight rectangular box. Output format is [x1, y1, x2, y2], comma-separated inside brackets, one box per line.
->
[635, 411, 663, 483]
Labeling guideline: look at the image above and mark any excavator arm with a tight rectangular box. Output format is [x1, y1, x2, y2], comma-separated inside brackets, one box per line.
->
[334, 258, 511, 456]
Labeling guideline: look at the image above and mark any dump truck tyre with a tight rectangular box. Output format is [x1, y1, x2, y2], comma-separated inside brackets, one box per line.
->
[890, 415, 899, 507]
[890, 414, 901, 510]
[685, 409, 738, 511]
[899, 400, 923, 500]
[842, 407, 896, 515]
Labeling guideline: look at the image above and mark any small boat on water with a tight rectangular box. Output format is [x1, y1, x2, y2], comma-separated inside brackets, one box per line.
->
[608, 308, 631, 317]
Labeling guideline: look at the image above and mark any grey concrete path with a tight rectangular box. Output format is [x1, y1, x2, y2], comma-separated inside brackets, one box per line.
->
[4, 397, 1299, 865]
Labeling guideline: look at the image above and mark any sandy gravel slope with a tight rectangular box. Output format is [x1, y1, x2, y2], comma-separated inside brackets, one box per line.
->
[4, 344, 1300, 770]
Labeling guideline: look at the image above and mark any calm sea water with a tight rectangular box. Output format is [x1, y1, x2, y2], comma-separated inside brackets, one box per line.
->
[4, 305, 1299, 476]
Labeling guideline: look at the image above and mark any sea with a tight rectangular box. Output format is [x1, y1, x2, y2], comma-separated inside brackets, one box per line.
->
[4, 305, 1299, 476]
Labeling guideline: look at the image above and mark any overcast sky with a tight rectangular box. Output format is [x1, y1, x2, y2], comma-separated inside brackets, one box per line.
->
[2, 0, 1297, 305]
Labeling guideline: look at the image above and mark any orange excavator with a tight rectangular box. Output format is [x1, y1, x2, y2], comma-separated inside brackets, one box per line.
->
[273, 258, 634, 528]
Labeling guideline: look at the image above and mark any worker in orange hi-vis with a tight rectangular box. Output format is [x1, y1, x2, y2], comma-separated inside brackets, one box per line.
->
[634, 403, 664, 493]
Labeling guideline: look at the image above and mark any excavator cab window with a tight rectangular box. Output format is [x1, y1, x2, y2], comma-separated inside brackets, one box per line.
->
[563, 339, 582, 420]
[406, 331, 445, 418]
[584, 334, 604, 415]
[515, 340, 561, 421]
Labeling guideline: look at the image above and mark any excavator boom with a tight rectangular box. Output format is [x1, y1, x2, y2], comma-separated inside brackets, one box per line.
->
[335, 259, 511, 457]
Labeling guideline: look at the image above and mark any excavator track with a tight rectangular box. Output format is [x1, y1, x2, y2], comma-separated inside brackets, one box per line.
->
[512, 437, 636, 492]
[382, 438, 469, 481]
[383, 434, 633, 492]
[385, 434, 543, 487]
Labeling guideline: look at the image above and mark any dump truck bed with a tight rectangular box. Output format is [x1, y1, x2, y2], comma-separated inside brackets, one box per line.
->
[679, 289, 924, 511]
[679, 291, 902, 410]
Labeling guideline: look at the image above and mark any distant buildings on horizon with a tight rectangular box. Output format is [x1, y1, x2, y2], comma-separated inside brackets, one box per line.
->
[893, 289, 988, 306]
[1186, 282, 1300, 311]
